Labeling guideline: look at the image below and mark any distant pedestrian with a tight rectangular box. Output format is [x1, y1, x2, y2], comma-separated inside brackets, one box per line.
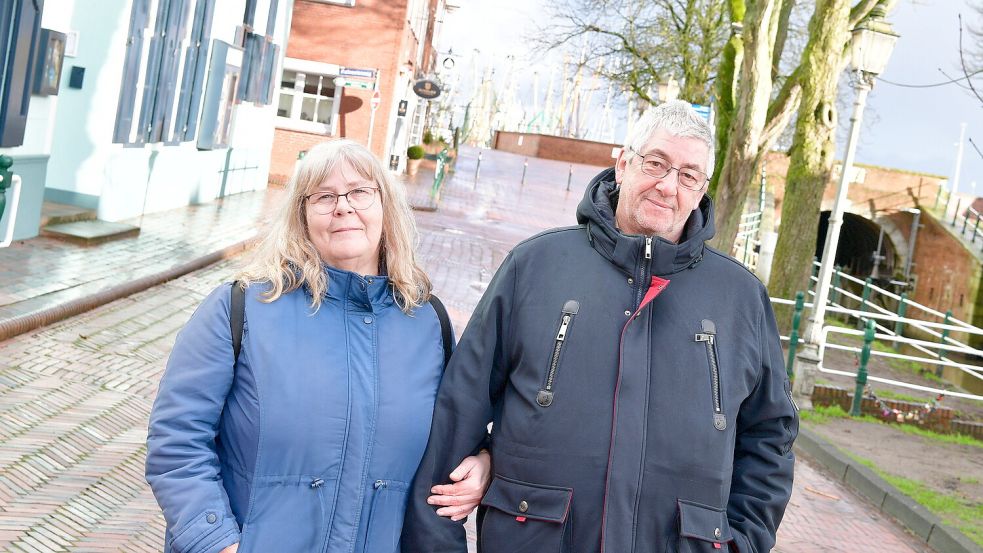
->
[402, 101, 798, 552]
[146, 139, 490, 553]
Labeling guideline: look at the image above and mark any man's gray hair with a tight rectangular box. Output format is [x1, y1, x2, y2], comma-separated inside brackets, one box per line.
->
[623, 99, 715, 179]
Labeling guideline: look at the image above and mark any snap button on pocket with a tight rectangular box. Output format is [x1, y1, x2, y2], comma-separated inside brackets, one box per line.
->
[714, 527, 722, 539]
[206, 513, 217, 524]
[363, 316, 373, 324]
[518, 500, 529, 513]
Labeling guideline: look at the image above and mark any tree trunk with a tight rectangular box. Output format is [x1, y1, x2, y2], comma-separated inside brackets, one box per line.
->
[709, 0, 784, 253]
[768, 0, 853, 329]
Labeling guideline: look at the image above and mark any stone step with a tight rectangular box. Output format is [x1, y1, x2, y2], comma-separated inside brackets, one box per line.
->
[41, 220, 140, 246]
[39, 202, 97, 227]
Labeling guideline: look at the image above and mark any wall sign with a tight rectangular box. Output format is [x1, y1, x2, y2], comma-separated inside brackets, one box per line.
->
[412, 78, 440, 100]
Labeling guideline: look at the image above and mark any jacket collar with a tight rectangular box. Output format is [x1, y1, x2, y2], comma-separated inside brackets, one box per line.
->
[575, 167, 714, 276]
[324, 264, 394, 312]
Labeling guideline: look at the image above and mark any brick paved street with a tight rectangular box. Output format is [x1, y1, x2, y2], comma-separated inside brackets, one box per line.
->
[0, 146, 934, 551]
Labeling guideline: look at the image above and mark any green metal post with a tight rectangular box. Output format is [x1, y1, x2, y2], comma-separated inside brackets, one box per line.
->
[952, 198, 961, 226]
[851, 319, 876, 416]
[936, 309, 952, 377]
[892, 293, 907, 350]
[934, 183, 943, 209]
[786, 291, 805, 381]
[962, 209, 971, 234]
[0, 155, 12, 222]
[858, 277, 873, 329]
[431, 148, 449, 201]
[973, 214, 981, 243]
[830, 266, 842, 307]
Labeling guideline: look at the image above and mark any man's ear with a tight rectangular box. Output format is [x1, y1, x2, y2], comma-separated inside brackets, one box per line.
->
[614, 148, 629, 184]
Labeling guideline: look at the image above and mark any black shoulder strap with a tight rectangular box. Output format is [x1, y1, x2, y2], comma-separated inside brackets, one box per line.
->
[430, 294, 453, 369]
[231, 281, 245, 363]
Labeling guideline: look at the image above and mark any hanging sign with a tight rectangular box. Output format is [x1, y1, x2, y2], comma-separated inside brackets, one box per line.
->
[412, 78, 441, 99]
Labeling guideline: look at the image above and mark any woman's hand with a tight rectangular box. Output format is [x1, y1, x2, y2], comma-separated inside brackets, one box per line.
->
[219, 544, 238, 553]
[427, 450, 492, 521]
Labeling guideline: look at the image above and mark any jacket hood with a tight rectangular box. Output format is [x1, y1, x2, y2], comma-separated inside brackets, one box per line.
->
[575, 167, 716, 276]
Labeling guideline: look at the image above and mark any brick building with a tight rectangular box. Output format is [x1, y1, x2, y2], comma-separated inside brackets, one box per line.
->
[268, 0, 450, 185]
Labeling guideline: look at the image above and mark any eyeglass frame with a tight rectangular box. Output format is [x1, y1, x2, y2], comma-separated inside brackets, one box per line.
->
[626, 147, 710, 191]
[304, 186, 380, 213]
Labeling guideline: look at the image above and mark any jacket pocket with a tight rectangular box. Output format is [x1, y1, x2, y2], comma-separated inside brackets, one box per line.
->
[694, 319, 726, 431]
[667, 499, 733, 553]
[362, 479, 410, 553]
[479, 474, 573, 553]
[237, 476, 332, 553]
[536, 300, 580, 407]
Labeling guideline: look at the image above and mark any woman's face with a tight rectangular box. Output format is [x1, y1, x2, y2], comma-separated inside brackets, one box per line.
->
[305, 162, 384, 275]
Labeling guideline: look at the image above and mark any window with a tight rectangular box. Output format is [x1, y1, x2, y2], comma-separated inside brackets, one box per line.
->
[311, 0, 356, 6]
[276, 63, 339, 134]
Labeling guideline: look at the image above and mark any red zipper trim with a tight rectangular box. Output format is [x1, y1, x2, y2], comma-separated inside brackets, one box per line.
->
[600, 276, 669, 553]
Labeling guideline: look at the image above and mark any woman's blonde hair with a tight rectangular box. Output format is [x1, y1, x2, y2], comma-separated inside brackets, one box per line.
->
[237, 139, 432, 313]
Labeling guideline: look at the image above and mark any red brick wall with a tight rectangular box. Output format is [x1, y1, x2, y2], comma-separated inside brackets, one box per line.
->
[494, 131, 621, 167]
[276, 0, 411, 160]
[269, 128, 332, 186]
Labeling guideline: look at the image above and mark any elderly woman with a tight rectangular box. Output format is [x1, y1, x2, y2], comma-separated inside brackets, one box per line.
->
[146, 139, 489, 553]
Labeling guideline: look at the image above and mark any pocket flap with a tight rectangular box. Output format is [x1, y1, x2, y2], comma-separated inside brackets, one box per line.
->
[480, 474, 573, 523]
[677, 499, 732, 543]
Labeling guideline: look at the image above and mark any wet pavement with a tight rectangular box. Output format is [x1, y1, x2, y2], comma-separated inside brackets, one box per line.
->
[0, 145, 934, 551]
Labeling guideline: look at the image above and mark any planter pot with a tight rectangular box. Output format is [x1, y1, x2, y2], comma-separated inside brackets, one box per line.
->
[407, 158, 423, 176]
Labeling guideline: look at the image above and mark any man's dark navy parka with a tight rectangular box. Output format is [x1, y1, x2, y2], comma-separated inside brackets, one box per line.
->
[403, 169, 798, 553]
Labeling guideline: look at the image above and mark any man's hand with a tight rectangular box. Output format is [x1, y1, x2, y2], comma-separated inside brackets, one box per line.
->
[427, 450, 492, 521]
[219, 544, 238, 553]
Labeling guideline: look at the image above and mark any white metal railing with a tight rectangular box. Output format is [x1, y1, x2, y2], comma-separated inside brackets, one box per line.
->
[770, 264, 983, 402]
[733, 210, 763, 271]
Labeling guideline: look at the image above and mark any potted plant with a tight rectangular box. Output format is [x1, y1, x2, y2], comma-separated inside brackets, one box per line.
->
[406, 145, 425, 176]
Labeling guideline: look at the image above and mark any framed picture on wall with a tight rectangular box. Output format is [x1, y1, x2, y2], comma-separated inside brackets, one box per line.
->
[33, 28, 66, 96]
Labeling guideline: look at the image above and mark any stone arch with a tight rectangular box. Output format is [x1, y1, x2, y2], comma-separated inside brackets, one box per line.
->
[816, 210, 898, 281]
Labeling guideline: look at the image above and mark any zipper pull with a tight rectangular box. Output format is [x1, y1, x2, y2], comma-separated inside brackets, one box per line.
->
[695, 333, 712, 343]
[556, 315, 571, 341]
[373, 480, 386, 489]
[645, 237, 652, 260]
[310, 478, 324, 488]
[536, 390, 554, 407]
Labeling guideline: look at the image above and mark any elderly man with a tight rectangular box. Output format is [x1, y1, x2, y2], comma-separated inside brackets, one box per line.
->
[404, 100, 797, 553]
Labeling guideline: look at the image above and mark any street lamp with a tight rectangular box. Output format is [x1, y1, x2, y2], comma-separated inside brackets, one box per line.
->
[806, 5, 898, 350]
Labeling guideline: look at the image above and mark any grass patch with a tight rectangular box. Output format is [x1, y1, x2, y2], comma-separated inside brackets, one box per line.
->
[840, 450, 983, 547]
[801, 403, 983, 448]
[871, 388, 926, 403]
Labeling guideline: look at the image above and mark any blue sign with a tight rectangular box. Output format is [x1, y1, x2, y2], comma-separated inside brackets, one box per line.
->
[340, 67, 376, 79]
[691, 103, 711, 122]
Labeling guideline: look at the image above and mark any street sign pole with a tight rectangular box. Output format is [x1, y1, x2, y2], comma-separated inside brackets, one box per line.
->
[367, 89, 380, 151]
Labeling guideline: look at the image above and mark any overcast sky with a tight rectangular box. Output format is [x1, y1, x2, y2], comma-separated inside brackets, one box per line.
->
[439, 0, 983, 193]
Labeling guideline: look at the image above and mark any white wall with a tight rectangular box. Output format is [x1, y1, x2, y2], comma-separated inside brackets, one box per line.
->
[37, 0, 291, 222]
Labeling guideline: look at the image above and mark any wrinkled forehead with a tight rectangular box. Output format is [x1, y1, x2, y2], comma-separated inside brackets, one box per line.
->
[637, 129, 710, 170]
[305, 157, 377, 194]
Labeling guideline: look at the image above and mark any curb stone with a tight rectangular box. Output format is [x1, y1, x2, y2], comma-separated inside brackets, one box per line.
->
[794, 427, 982, 553]
[0, 238, 253, 343]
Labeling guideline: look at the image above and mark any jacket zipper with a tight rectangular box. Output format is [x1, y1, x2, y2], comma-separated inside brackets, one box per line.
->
[694, 319, 727, 431]
[537, 300, 580, 407]
[310, 478, 329, 553]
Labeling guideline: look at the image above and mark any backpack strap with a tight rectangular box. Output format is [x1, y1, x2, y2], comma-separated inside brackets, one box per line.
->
[230, 281, 245, 364]
[430, 294, 453, 369]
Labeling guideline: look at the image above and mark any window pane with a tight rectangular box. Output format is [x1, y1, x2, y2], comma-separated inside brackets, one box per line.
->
[303, 77, 319, 95]
[277, 93, 293, 117]
[321, 82, 335, 98]
[281, 70, 296, 89]
[300, 97, 316, 121]
[316, 99, 333, 124]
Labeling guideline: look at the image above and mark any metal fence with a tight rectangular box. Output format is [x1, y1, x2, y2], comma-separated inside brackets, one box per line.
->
[773, 263, 983, 402]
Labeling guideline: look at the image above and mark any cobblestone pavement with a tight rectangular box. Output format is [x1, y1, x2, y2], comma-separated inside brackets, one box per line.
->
[0, 146, 933, 551]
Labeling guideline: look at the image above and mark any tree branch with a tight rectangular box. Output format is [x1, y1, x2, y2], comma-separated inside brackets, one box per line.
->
[848, 0, 880, 29]
[958, 14, 983, 106]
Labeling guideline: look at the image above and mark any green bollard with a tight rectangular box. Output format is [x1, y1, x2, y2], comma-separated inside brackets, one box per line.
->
[851, 319, 876, 416]
[786, 291, 805, 381]
[892, 293, 907, 350]
[857, 277, 873, 329]
[431, 148, 449, 201]
[0, 155, 12, 222]
[936, 309, 952, 377]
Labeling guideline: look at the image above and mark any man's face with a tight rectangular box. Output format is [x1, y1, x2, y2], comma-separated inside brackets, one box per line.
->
[613, 128, 709, 243]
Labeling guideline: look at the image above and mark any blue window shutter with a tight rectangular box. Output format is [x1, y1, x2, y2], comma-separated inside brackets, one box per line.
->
[0, 0, 44, 148]
[112, 0, 151, 144]
[180, 0, 214, 141]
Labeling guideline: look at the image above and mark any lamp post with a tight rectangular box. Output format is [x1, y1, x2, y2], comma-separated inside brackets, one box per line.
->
[792, 5, 898, 407]
[805, 5, 898, 348]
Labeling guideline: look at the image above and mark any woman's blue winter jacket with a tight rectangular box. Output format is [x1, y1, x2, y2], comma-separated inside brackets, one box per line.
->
[146, 266, 447, 553]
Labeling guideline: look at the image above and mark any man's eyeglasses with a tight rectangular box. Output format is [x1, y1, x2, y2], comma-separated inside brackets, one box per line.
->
[628, 148, 709, 191]
[305, 187, 379, 214]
